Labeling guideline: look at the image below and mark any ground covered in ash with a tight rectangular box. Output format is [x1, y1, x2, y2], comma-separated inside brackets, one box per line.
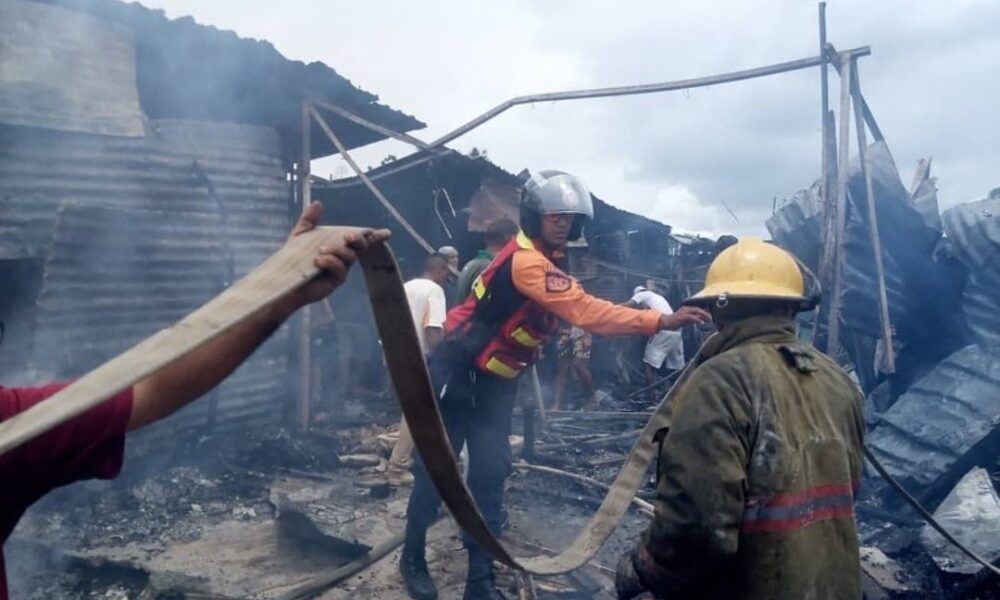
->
[5, 416, 642, 599]
[7, 403, 998, 599]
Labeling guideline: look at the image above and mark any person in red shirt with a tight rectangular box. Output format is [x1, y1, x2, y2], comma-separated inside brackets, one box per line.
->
[0, 202, 388, 599]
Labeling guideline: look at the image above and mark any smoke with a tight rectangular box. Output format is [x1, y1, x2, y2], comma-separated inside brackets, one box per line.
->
[0, 5, 316, 596]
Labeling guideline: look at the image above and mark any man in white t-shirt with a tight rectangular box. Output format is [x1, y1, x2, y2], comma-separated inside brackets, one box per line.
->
[624, 284, 685, 403]
[387, 254, 451, 485]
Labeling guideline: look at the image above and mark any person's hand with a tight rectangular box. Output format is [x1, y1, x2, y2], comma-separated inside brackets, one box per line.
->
[659, 306, 711, 331]
[614, 547, 648, 600]
[287, 202, 390, 308]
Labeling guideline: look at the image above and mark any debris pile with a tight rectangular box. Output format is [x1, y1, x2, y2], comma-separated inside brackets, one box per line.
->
[770, 144, 1000, 597]
[9, 421, 634, 599]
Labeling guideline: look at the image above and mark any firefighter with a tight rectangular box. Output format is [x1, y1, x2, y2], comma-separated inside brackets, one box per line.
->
[400, 170, 711, 600]
[614, 238, 865, 600]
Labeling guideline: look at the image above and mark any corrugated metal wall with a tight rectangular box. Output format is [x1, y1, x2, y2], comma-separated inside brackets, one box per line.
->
[0, 120, 292, 443]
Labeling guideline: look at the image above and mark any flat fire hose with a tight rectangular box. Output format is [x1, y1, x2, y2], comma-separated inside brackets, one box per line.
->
[0, 226, 696, 576]
[1, 227, 994, 579]
[363, 234, 705, 575]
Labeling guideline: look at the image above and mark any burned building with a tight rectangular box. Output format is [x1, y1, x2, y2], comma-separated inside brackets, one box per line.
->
[0, 0, 423, 446]
[313, 148, 718, 390]
[769, 144, 1000, 592]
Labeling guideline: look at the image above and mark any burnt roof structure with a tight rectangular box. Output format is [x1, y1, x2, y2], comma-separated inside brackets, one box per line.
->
[0, 0, 424, 445]
[24, 0, 425, 157]
[314, 149, 672, 281]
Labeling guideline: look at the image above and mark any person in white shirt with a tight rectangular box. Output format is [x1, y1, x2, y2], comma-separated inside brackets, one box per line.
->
[387, 254, 451, 485]
[624, 284, 685, 403]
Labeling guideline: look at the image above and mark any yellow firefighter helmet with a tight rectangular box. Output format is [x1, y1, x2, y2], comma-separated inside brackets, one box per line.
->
[684, 238, 816, 309]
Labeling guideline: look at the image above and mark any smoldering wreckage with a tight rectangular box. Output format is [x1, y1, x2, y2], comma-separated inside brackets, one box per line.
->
[0, 1, 997, 599]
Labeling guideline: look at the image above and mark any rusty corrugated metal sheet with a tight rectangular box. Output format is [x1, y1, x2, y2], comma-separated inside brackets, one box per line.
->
[0, 0, 146, 136]
[1, 120, 292, 439]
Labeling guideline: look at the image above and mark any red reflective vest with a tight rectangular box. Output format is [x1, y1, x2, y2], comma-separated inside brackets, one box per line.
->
[444, 232, 560, 379]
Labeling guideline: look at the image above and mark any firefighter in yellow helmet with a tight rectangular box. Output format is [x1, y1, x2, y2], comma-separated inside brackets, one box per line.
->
[615, 238, 865, 600]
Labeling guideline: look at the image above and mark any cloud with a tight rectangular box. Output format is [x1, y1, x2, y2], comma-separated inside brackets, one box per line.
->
[141, 0, 1000, 237]
[650, 183, 734, 238]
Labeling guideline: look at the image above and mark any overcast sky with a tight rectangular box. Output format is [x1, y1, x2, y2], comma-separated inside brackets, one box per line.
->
[142, 0, 998, 237]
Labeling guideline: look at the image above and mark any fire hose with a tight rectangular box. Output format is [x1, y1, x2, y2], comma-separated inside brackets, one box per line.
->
[0, 226, 691, 576]
[0, 227, 996, 579]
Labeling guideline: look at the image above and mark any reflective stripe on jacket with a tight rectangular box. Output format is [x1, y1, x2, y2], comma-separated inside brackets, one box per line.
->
[638, 316, 864, 600]
[444, 231, 660, 378]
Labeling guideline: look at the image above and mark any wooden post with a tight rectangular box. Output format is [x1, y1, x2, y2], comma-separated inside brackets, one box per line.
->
[814, 109, 839, 347]
[909, 157, 932, 198]
[298, 101, 313, 431]
[850, 65, 895, 373]
[826, 56, 853, 358]
[814, 2, 833, 347]
[311, 98, 436, 152]
[819, 4, 830, 144]
[309, 106, 437, 255]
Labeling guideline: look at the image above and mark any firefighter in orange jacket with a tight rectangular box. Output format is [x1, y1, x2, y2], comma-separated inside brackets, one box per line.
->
[400, 170, 711, 600]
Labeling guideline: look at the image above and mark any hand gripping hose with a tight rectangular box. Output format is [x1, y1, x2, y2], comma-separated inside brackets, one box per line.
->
[0, 227, 697, 575]
[4, 228, 990, 578]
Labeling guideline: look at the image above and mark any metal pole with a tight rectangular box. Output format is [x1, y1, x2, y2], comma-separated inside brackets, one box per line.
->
[826, 55, 853, 358]
[311, 98, 440, 153]
[851, 64, 895, 373]
[428, 47, 871, 149]
[309, 106, 437, 255]
[819, 3, 830, 126]
[325, 46, 873, 194]
[298, 102, 313, 431]
[825, 45, 885, 143]
[815, 2, 833, 347]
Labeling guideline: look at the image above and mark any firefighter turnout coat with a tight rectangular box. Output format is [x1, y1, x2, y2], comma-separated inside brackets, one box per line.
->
[635, 315, 865, 600]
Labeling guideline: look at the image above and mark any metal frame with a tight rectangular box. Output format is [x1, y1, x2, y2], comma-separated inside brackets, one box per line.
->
[294, 24, 895, 422]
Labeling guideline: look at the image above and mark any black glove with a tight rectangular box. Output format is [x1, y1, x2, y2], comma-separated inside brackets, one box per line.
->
[615, 547, 647, 600]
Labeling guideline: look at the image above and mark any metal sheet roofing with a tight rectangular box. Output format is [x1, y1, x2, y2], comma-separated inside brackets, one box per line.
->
[838, 142, 964, 351]
[27, 0, 425, 156]
[942, 198, 1000, 349]
[868, 344, 1000, 490]
[0, 0, 146, 136]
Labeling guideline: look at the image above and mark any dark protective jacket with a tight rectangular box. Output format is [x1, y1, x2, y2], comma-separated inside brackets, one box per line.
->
[637, 316, 864, 600]
[455, 249, 494, 305]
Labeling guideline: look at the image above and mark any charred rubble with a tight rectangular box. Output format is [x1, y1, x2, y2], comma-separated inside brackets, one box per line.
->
[770, 143, 1000, 599]
[1, 1, 998, 599]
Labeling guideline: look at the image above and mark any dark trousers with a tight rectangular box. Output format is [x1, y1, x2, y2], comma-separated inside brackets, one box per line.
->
[406, 364, 517, 548]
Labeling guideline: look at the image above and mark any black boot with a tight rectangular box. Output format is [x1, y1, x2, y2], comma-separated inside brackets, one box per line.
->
[400, 524, 438, 600]
[462, 548, 506, 600]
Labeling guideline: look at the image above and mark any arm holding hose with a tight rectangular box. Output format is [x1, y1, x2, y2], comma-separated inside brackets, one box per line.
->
[128, 202, 389, 430]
